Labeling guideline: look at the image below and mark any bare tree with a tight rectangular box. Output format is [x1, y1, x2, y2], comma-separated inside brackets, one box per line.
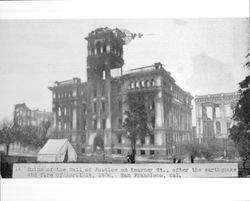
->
[0, 119, 21, 156]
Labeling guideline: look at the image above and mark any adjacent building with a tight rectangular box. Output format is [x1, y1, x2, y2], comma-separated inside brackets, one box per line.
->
[3, 103, 53, 155]
[14, 103, 52, 127]
[195, 92, 240, 148]
[49, 27, 193, 156]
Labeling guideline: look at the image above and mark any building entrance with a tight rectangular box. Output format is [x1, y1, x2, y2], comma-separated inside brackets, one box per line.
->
[93, 136, 104, 152]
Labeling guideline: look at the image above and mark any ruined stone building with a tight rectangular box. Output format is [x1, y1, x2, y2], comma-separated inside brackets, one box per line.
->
[195, 92, 240, 146]
[49, 27, 193, 156]
[14, 103, 52, 127]
[6, 103, 53, 155]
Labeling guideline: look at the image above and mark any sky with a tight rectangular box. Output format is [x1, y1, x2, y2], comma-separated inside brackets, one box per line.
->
[0, 19, 249, 121]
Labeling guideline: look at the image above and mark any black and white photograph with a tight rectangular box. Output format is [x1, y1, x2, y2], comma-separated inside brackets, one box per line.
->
[0, 17, 249, 179]
[0, 1, 250, 201]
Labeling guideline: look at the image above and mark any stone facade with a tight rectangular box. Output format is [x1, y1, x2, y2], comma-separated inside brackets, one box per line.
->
[49, 27, 193, 156]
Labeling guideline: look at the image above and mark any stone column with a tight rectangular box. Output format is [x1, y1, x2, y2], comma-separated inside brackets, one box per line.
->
[155, 91, 164, 147]
[219, 103, 227, 137]
[72, 108, 77, 130]
[104, 67, 113, 154]
[212, 105, 216, 120]
[155, 91, 164, 128]
[195, 103, 203, 142]
[53, 112, 57, 128]
[212, 105, 216, 135]
[71, 108, 78, 149]
[97, 116, 101, 129]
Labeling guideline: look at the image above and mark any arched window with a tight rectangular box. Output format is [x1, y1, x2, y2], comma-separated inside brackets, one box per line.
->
[58, 107, 61, 116]
[149, 98, 155, 110]
[150, 79, 155, 86]
[151, 116, 155, 128]
[103, 45, 106, 53]
[170, 84, 173, 91]
[135, 81, 140, 88]
[145, 80, 150, 87]
[83, 120, 86, 130]
[106, 45, 111, 53]
[93, 119, 97, 130]
[130, 82, 135, 89]
[96, 41, 101, 54]
[58, 121, 61, 131]
[141, 80, 145, 87]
